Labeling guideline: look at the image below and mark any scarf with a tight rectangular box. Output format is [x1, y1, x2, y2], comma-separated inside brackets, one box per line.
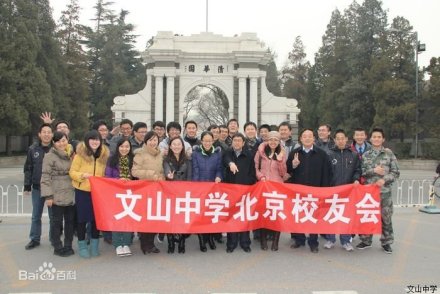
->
[201, 145, 214, 156]
[184, 135, 199, 147]
[119, 156, 130, 179]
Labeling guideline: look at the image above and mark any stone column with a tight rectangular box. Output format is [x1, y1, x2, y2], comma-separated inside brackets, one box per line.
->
[249, 77, 258, 123]
[166, 76, 175, 123]
[238, 77, 247, 127]
[155, 75, 164, 121]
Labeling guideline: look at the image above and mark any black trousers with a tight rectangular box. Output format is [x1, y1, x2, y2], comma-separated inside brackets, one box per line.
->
[226, 231, 251, 250]
[292, 233, 318, 248]
[77, 221, 99, 241]
[51, 204, 75, 249]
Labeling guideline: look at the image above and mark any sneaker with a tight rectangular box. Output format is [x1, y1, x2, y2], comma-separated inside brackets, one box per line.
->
[323, 240, 335, 249]
[356, 242, 372, 250]
[382, 244, 392, 254]
[123, 245, 132, 256]
[116, 246, 125, 257]
[342, 243, 354, 252]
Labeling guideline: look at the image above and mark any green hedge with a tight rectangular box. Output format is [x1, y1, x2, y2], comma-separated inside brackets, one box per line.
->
[421, 142, 440, 159]
[393, 142, 412, 159]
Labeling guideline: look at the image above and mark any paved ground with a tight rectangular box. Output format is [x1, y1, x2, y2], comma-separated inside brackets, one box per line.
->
[0, 208, 439, 294]
[0, 166, 439, 294]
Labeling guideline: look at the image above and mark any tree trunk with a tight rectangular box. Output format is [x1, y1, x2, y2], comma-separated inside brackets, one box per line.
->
[6, 135, 12, 156]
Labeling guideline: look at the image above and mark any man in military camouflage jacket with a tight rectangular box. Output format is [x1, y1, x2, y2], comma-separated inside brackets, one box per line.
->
[356, 127, 400, 254]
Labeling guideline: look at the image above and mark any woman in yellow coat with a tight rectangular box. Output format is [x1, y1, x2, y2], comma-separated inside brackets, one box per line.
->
[132, 131, 165, 254]
[69, 130, 109, 258]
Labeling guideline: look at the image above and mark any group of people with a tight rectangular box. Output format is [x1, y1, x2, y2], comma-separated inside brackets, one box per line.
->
[23, 113, 400, 259]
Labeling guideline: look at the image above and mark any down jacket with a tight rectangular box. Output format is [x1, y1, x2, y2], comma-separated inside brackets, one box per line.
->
[69, 142, 110, 192]
[192, 146, 223, 181]
[40, 145, 75, 206]
[131, 145, 165, 180]
[254, 142, 287, 183]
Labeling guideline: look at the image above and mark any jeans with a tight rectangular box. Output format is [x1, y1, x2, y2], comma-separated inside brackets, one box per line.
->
[112, 232, 133, 247]
[29, 188, 53, 243]
[51, 204, 75, 249]
[326, 234, 352, 245]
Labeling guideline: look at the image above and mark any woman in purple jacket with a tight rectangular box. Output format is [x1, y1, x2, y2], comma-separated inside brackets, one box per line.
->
[105, 137, 134, 257]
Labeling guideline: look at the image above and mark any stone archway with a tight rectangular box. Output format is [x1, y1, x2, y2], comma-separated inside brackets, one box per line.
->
[111, 31, 300, 130]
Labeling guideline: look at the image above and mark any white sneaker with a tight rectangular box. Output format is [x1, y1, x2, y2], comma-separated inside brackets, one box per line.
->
[323, 240, 335, 249]
[116, 246, 125, 256]
[342, 243, 354, 252]
[123, 245, 132, 256]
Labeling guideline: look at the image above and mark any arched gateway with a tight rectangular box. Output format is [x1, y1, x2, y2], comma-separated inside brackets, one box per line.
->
[111, 31, 300, 129]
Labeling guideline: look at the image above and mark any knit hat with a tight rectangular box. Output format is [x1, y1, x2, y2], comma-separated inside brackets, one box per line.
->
[267, 131, 281, 140]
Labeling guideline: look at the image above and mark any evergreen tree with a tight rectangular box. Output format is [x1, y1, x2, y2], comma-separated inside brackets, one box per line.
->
[34, 0, 70, 126]
[0, 0, 53, 140]
[370, 16, 416, 141]
[282, 36, 309, 103]
[265, 48, 282, 96]
[421, 57, 440, 137]
[85, 1, 145, 121]
[57, 0, 90, 137]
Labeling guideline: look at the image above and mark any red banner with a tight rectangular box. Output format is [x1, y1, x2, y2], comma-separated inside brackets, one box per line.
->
[90, 177, 382, 234]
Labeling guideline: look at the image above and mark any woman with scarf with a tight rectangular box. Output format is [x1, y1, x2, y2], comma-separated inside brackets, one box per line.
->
[105, 137, 134, 256]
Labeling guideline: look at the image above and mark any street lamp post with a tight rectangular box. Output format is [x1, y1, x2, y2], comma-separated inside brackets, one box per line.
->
[414, 32, 426, 158]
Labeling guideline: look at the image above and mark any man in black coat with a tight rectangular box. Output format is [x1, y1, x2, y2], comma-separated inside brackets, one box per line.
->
[287, 128, 333, 253]
[24, 123, 54, 250]
[223, 133, 256, 253]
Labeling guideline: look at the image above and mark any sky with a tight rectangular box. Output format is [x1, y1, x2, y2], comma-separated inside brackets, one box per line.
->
[51, 0, 439, 69]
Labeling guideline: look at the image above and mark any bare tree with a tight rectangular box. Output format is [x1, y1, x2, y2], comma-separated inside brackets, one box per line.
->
[183, 84, 229, 128]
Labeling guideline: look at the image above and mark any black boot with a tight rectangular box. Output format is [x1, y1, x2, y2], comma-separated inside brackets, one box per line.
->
[260, 229, 268, 250]
[178, 237, 185, 254]
[198, 234, 207, 252]
[213, 233, 223, 243]
[208, 234, 216, 250]
[271, 231, 280, 251]
[167, 234, 175, 254]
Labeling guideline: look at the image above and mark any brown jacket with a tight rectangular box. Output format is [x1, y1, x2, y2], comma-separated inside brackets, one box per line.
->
[69, 142, 109, 191]
[132, 145, 165, 180]
[41, 145, 75, 206]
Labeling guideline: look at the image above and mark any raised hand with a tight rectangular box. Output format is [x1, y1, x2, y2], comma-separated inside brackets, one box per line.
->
[292, 152, 300, 168]
[40, 112, 54, 124]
